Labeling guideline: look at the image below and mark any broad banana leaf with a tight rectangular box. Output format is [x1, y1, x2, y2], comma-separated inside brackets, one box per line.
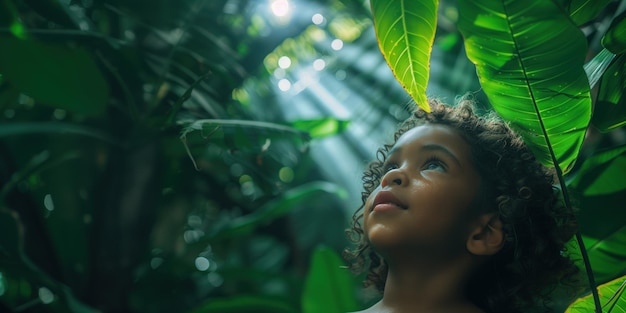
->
[370, 0, 438, 112]
[301, 246, 358, 313]
[568, 145, 626, 283]
[555, 0, 613, 26]
[0, 209, 99, 313]
[566, 275, 626, 313]
[593, 54, 626, 132]
[569, 144, 626, 196]
[579, 226, 626, 285]
[457, 0, 592, 174]
[602, 10, 626, 55]
[0, 35, 110, 117]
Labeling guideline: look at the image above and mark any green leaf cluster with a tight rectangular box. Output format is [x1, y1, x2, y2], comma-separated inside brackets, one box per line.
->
[370, 0, 626, 312]
[0, 0, 360, 312]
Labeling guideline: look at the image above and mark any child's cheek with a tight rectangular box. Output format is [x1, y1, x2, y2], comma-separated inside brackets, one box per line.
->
[364, 186, 381, 214]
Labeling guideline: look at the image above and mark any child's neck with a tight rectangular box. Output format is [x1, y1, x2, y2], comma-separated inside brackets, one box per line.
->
[376, 255, 483, 313]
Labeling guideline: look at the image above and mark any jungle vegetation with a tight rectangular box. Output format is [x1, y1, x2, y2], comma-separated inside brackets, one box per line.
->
[0, 0, 625, 312]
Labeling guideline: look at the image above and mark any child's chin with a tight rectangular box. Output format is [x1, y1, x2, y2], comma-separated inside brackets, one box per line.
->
[366, 226, 403, 249]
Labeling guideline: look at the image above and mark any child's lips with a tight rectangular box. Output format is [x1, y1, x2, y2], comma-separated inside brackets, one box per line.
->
[372, 190, 407, 212]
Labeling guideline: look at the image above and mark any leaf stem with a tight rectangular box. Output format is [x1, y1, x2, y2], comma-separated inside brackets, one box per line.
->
[557, 166, 601, 313]
[604, 278, 626, 313]
[574, 231, 601, 313]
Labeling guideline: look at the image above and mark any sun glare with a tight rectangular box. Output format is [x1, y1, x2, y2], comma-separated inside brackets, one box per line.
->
[270, 0, 289, 17]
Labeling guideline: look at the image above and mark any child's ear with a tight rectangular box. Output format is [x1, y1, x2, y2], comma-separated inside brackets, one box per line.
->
[466, 213, 504, 256]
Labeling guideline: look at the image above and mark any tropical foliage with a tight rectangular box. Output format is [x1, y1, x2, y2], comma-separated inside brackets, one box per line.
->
[370, 0, 626, 312]
[1, 0, 625, 313]
[0, 0, 370, 312]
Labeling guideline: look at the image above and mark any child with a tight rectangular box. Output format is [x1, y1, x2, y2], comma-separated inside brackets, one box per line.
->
[345, 98, 581, 313]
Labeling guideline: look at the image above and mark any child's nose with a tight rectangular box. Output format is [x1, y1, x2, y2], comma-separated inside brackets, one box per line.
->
[381, 169, 407, 187]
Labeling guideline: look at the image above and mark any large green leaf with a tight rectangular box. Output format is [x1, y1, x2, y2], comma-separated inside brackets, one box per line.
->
[582, 225, 626, 285]
[556, 0, 613, 26]
[566, 275, 626, 312]
[0, 150, 82, 202]
[203, 182, 347, 240]
[180, 119, 310, 170]
[593, 54, 626, 132]
[569, 144, 626, 196]
[0, 122, 119, 145]
[0, 209, 97, 313]
[568, 145, 626, 283]
[301, 246, 358, 313]
[457, 0, 592, 174]
[370, 0, 437, 112]
[569, 207, 626, 284]
[0, 35, 109, 117]
[602, 10, 626, 55]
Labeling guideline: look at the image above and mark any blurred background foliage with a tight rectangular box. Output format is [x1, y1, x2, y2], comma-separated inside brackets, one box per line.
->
[0, 0, 624, 313]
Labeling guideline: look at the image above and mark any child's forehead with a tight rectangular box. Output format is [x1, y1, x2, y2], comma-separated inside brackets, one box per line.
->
[395, 123, 465, 147]
[390, 123, 473, 161]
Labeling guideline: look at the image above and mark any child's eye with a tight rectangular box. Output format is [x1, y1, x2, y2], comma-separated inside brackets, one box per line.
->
[423, 157, 446, 171]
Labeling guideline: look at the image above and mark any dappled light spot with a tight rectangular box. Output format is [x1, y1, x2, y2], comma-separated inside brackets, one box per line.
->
[239, 174, 252, 184]
[278, 56, 291, 69]
[313, 59, 326, 71]
[335, 69, 346, 80]
[53, 109, 66, 120]
[331, 38, 343, 50]
[38, 287, 54, 304]
[312, 13, 324, 25]
[124, 30, 135, 40]
[278, 79, 291, 91]
[309, 27, 326, 41]
[232, 88, 250, 106]
[229, 162, 242, 178]
[279, 167, 294, 183]
[0, 273, 5, 296]
[241, 180, 255, 196]
[43, 194, 54, 211]
[4, 109, 15, 119]
[184, 230, 205, 244]
[273, 67, 286, 79]
[207, 272, 224, 287]
[188, 215, 202, 228]
[150, 257, 164, 270]
[195, 257, 211, 271]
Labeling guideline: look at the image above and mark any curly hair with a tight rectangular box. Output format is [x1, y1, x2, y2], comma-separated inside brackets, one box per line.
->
[344, 98, 581, 313]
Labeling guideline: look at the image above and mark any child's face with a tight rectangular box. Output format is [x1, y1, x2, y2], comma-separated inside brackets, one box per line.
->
[363, 124, 483, 258]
